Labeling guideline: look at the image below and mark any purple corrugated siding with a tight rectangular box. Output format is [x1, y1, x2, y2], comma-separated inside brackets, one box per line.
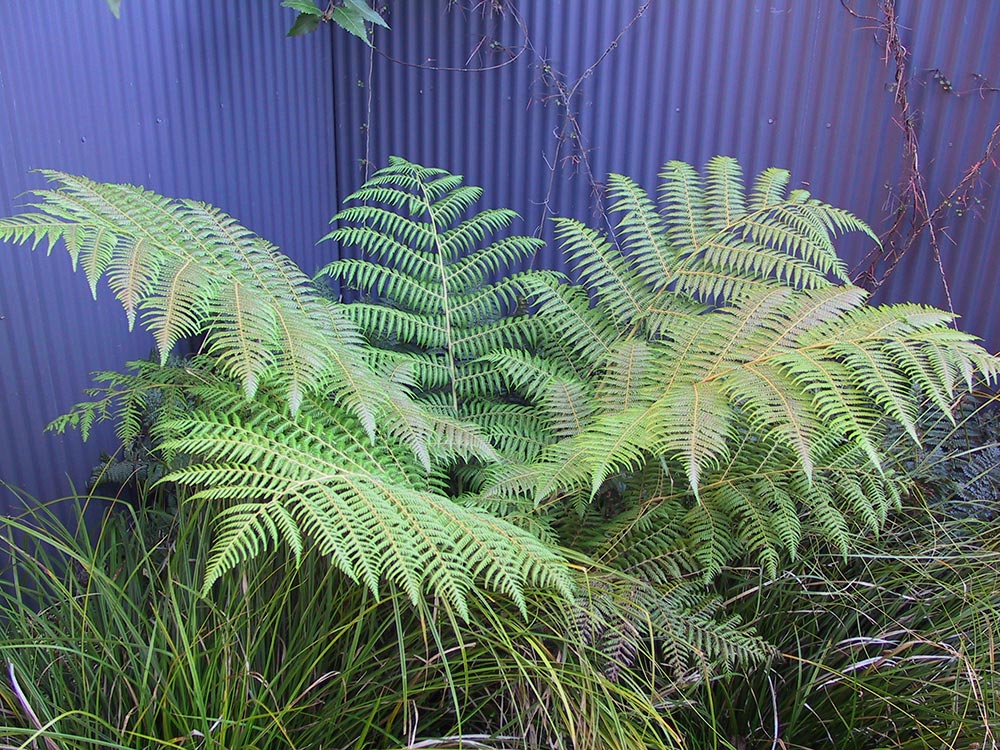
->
[0, 2, 338, 508]
[331, 0, 1000, 340]
[3, 0, 999, 512]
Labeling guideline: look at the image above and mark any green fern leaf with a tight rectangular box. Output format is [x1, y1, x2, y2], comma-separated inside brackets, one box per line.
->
[160, 387, 572, 615]
[0, 173, 376, 419]
[322, 158, 549, 471]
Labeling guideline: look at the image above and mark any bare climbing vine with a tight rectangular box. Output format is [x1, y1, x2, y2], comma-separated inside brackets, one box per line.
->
[359, 0, 998, 298]
[524, 1, 653, 241]
[358, 0, 655, 246]
[843, 0, 1000, 314]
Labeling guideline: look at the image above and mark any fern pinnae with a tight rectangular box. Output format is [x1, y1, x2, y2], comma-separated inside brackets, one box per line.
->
[767, 286, 868, 353]
[835, 342, 920, 441]
[596, 339, 653, 412]
[529, 279, 618, 365]
[656, 381, 733, 499]
[776, 348, 884, 469]
[704, 287, 796, 376]
[320, 259, 433, 311]
[438, 208, 514, 248]
[719, 481, 781, 576]
[658, 160, 708, 254]
[605, 173, 673, 286]
[204, 502, 303, 590]
[323, 221, 432, 266]
[444, 235, 543, 288]
[555, 217, 648, 325]
[703, 155, 747, 230]
[426, 185, 484, 232]
[81, 225, 118, 298]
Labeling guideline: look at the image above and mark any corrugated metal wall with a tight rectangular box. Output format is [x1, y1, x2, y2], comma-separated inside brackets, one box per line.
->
[0, 2, 339, 509]
[331, 0, 1000, 340]
[3, 0, 999, 510]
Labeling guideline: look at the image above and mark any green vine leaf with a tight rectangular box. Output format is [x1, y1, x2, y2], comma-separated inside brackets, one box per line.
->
[287, 13, 322, 37]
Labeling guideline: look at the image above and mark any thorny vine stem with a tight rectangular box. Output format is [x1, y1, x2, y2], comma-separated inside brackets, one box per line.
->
[843, 0, 1000, 317]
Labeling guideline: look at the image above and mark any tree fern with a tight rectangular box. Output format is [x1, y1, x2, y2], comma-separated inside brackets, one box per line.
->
[486, 157, 999, 578]
[0, 173, 573, 614]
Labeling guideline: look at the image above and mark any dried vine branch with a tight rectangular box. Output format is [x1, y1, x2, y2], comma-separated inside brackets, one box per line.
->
[844, 0, 1000, 316]
[524, 0, 654, 244]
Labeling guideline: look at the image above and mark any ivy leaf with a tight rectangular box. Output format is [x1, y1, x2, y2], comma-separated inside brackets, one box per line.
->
[105, 0, 122, 19]
[281, 0, 323, 14]
[345, 0, 389, 29]
[287, 12, 322, 37]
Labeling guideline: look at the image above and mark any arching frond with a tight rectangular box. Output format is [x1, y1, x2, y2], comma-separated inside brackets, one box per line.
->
[489, 157, 1000, 576]
[160, 386, 573, 616]
[0, 173, 379, 419]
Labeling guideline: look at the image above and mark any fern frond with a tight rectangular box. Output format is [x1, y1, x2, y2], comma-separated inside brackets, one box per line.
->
[498, 158, 999, 578]
[324, 158, 548, 467]
[0, 173, 381, 418]
[553, 217, 650, 325]
[160, 387, 572, 616]
[703, 155, 747, 230]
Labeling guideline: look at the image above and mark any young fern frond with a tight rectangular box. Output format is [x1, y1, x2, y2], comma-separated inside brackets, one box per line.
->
[319, 157, 552, 465]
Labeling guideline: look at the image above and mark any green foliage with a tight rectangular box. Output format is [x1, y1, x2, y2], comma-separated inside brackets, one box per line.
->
[106, 1, 389, 41]
[0, 172, 368, 415]
[484, 156, 999, 578]
[3, 431, 995, 750]
[281, 0, 388, 41]
[0, 172, 572, 616]
[5, 157, 998, 741]
[673, 498, 1000, 749]
[318, 157, 552, 469]
[313, 159, 772, 676]
[0, 495, 691, 750]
